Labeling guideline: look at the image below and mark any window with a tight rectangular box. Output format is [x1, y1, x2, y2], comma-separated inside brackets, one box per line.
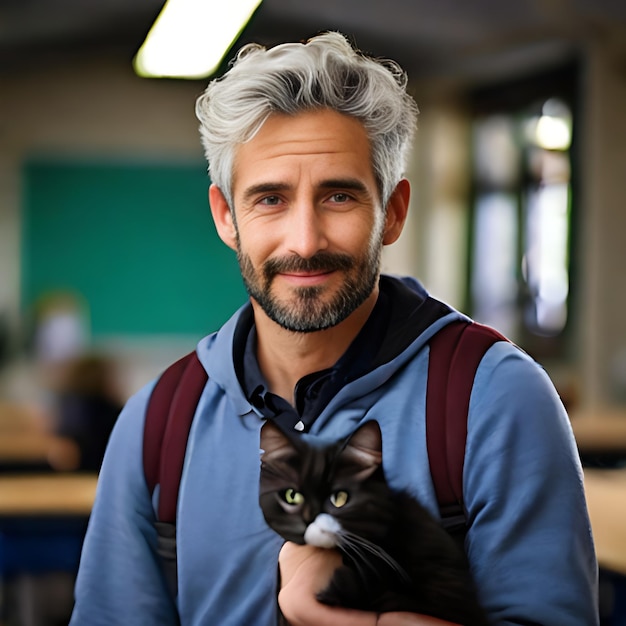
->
[468, 64, 578, 359]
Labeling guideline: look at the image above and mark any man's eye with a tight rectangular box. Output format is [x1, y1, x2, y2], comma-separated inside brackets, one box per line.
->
[282, 488, 304, 505]
[330, 490, 349, 508]
[259, 195, 281, 206]
[330, 193, 350, 203]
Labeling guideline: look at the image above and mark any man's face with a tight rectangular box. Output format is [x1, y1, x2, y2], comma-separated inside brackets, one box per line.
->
[230, 109, 386, 333]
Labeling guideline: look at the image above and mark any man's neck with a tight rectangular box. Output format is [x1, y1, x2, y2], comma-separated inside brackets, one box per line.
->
[251, 289, 379, 405]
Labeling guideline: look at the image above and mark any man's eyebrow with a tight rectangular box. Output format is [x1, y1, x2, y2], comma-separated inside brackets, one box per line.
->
[242, 182, 291, 202]
[319, 178, 369, 193]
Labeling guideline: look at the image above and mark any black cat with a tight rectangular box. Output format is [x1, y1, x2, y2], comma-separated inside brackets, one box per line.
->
[259, 420, 489, 626]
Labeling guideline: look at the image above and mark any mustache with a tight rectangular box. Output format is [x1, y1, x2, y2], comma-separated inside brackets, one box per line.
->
[263, 252, 354, 280]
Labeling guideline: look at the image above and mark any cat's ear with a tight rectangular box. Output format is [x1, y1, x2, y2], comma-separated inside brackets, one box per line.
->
[348, 421, 383, 454]
[342, 421, 383, 480]
[260, 421, 295, 462]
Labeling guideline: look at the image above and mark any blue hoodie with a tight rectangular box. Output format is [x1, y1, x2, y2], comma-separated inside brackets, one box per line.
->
[70, 276, 598, 625]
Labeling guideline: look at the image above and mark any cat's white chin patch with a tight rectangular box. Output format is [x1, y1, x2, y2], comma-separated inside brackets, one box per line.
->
[304, 513, 341, 548]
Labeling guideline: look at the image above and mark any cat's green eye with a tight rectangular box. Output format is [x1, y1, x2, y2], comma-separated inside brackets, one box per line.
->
[330, 490, 349, 508]
[283, 488, 304, 505]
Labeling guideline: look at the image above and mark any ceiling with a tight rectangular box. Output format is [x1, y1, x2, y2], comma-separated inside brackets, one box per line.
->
[1, 0, 626, 84]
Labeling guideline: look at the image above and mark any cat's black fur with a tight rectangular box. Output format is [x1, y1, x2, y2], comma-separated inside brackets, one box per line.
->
[259, 420, 489, 626]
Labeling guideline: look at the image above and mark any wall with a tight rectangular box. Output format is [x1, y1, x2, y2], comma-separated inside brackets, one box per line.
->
[578, 36, 626, 406]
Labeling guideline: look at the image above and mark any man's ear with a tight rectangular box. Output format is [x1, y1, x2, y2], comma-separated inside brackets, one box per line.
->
[209, 184, 237, 251]
[382, 178, 410, 245]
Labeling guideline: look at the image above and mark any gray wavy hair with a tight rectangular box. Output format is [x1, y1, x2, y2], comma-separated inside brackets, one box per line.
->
[195, 31, 419, 209]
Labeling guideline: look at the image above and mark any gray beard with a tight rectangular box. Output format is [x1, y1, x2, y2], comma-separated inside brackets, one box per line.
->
[237, 249, 381, 333]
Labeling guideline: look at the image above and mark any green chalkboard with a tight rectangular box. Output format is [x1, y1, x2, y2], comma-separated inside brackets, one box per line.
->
[21, 159, 247, 337]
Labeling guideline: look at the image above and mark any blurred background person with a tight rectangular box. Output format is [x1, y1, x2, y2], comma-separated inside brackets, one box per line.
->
[46, 352, 122, 473]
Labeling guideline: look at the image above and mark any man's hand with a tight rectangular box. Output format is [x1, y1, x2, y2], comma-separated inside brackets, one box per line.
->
[278, 542, 458, 626]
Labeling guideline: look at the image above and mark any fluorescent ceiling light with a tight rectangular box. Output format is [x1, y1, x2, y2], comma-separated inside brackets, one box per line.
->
[134, 0, 262, 79]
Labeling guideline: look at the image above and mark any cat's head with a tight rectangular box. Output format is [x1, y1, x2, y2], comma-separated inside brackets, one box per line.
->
[259, 420, 394, 549]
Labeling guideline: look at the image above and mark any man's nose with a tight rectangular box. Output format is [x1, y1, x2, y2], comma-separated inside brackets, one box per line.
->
[285, 201, 329, 259]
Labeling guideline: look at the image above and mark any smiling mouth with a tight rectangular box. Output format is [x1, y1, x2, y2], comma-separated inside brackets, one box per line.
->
[279, 270, 334, 286]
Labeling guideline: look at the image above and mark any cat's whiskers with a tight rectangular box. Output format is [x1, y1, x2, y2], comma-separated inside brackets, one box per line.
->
[336, 529, 412, 587]
[335, 539, 374, 585]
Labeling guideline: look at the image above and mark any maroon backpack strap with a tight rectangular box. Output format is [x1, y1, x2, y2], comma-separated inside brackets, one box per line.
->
[143, 350, 208, 522]
[143, 350, 208, 601]
[426, 321, 507, 529]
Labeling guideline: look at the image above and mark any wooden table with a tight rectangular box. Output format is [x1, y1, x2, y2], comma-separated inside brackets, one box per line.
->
[0, 402, 58, 469]
[0, 473, 98, 516]
[571, 409, 626, 449]
[0, 402, 44, 433]
[584, 468, 626, 576]
[0, 427, 82, 471]
[0, 431, 57, 464]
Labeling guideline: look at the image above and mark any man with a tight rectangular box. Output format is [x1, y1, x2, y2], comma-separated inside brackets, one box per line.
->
[70, 32, 598, 625]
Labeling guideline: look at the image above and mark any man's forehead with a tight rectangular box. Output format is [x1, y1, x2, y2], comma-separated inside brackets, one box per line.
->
[231, 109, 375, 190]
